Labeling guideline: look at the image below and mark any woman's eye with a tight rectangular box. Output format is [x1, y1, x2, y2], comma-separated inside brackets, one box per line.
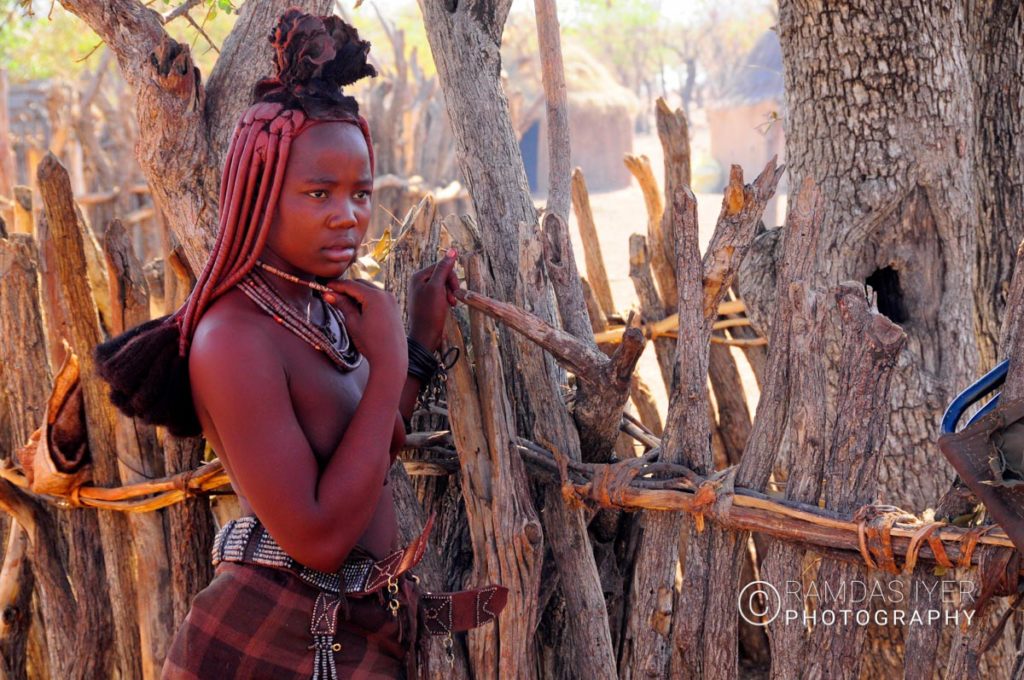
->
[308, 190, 328, 199]
[355, 190, 372, 200]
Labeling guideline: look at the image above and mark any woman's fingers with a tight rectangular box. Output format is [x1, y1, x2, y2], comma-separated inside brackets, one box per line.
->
[325, 291, 357, 317]
[428, 248, 458, 285]
[326, 279, 369, 303]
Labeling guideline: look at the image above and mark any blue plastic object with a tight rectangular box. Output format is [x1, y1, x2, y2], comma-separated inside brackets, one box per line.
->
[940, 359, 1009, 435]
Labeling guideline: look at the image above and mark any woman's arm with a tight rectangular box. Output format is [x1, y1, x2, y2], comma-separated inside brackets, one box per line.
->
[394, 249, 461, 429]
[190, 314, 405, 573]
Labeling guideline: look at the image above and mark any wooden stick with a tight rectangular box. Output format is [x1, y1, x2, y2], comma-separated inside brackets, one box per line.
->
[623, 154, 664, 234]
[593, 300, 749, 344]
[629, 232, 673, 388]
[534, 0, 571, 221]
[450, 286, 609, 386]
[570, 168, 616, 317]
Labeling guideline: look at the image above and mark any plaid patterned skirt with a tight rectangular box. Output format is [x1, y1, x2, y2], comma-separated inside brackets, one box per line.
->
[162, 561, 416, 679]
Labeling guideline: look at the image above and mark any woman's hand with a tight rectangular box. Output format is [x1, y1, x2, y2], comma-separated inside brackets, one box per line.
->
[407, 248, 460, 353]
[323, 280, 408, 377]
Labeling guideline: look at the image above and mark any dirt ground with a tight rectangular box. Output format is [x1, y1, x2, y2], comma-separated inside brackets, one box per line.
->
[564, 131, 784, 424]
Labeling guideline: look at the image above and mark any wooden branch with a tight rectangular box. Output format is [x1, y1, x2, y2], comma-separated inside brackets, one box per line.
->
[534, 0, 571, 221]
[738, 178, 828, 491]
[623, 154, 664, 237]
[701, 160, 785, 331]
[628, 377, 663, 438]
[541, 211, 594, 343]
[451, 287, 609, 386]
[0, 522, 32, 672]
[747, 281, 828, 673]
[629, 232, 673, 388]
[0, 236, 52, 442]
[804, 286, 907, 676]
[570, 169, 616, 317]
[574, 314, 647, 463]
[0, 232, 81, 680]
[162, 0, 202, 23]
[161, 435, 214, 629]
[593, 300, 748, 343]
[0, 70, 14, 228]
[622, 178, 709, 679]
[650, 99, 687, 312]
[541, 210, 640, 463]
[708, 343, 752, 466]
[580, 277, 608, 335]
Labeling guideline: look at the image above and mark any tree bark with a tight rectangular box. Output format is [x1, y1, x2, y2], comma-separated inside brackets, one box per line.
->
[969, 2, 1024, 369]
[771, 2, 1024, 675]
[777, 0, 978, 513]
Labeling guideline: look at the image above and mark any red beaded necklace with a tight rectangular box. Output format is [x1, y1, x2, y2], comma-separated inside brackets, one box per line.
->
[237, 262, 362, 371]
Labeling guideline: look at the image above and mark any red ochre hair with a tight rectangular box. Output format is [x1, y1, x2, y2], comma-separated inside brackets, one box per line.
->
[95, 9, 376, 436]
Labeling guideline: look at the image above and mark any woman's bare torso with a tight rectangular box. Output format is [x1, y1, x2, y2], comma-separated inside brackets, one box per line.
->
[194, 288, 399, 560]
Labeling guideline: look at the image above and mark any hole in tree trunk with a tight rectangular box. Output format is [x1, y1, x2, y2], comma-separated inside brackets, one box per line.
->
[865, 266, 908, 324]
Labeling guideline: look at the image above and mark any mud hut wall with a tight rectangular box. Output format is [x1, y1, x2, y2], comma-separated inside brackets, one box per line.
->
[533, 100, 634, 194]
[706, 100, 786, 225]
[707, 101, 785, 188]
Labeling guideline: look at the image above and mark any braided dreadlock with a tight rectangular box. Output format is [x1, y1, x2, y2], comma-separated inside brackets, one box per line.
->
[96, 9, 377, 437]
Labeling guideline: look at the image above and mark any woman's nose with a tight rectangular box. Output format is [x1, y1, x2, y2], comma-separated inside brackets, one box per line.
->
[328, 201, 357, 228]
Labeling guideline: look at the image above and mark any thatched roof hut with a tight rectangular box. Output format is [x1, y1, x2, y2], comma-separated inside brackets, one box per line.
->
[706, 30, 786, 215]
[507, 40, 638, 194]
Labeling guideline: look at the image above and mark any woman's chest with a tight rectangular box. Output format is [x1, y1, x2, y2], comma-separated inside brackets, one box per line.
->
[277, 335, 370, 462]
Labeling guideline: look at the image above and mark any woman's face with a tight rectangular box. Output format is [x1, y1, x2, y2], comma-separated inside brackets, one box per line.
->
[264, 121, 373, 279]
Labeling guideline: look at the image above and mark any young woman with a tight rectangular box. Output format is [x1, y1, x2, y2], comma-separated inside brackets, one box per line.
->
[97, 10, 504, 680]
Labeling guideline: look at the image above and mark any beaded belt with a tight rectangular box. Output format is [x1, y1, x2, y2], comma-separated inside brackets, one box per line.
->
[210, 513, 508, 678]
[211, 514, 429, 597]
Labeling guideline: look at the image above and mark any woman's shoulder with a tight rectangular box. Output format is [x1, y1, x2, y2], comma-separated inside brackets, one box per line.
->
[189, 289, 281, 377]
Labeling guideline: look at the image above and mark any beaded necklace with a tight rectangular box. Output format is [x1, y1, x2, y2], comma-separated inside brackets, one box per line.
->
[237, 263, 362, 371]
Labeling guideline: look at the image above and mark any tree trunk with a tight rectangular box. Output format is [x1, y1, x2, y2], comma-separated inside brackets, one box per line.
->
[748, 1, 1024, 676]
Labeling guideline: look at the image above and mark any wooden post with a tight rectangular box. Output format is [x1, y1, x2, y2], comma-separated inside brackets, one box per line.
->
[0, 232, 113, 679]
[629, 233, 674, 388]
[102, 220, 174, 678]
[0, 70, 15, 229]
[653, 98, 690, 309]
[445, 256, 544, 678]
[38, 153, 142, 679]
[0, 234, 51, 680]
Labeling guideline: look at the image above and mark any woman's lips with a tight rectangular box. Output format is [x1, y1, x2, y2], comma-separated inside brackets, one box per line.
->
[322, 246, 356, 262]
